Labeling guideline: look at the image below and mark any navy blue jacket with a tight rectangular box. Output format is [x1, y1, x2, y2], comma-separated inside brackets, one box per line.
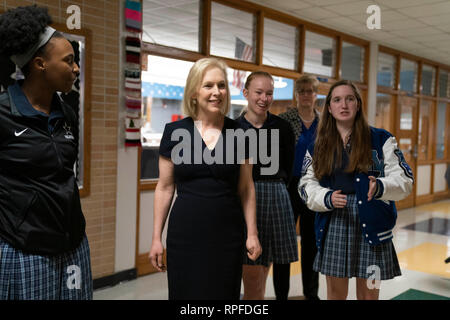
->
[298, 127, 414, 252]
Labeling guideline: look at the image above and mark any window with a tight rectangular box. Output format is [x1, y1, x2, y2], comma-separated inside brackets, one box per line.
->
[435, 102, 447, 159]
[418, 100, 433, 161]
[142, 0, 200, 52]
[375, 93, 391, 131]
[140, 55, 194, 180]
[377, 52, 396, 88]
[263, 18, 297, 70]
[439, 70, 449, 98]
[315, 94, 326, 113]
[228, 67, 250, 119]
[304, 31, 336, 77]
[421, 64, 436, 96]
[399, 95, 415, 130]
[271, 76, 294, 115]
[399, 58, 418, 93]
[341, 42, 364, 82]
[210, 2, 255, 62]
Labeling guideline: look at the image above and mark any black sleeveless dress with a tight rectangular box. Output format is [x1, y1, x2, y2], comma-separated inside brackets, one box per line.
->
[159, 116, 246, 300]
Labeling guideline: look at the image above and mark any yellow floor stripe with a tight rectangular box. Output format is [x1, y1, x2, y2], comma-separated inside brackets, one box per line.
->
[397, 242, 450, 278]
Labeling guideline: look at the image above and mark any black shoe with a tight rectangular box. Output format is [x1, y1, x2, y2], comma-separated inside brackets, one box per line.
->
[305, 295, 320, 300]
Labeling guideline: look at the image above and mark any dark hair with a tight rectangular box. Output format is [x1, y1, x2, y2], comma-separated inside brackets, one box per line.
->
[0, 5, 53, 57]
[313, 79, 372, 180]
[0, 5, 63, 75]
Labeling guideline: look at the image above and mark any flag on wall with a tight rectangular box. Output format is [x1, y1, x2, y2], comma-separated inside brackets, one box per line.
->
[232, 37, 253, 91]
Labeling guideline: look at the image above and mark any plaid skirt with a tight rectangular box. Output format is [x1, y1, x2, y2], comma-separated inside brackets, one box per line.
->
[0, 235, 93, 300]
[244, 180, 298, 266]
[313, 194, 401, 280]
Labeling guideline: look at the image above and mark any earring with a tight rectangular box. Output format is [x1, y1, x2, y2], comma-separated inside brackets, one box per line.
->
[192, 99, 197, 106]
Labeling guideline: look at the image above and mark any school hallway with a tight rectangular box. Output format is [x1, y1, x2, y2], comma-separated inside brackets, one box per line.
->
[93, 199, 450, 300]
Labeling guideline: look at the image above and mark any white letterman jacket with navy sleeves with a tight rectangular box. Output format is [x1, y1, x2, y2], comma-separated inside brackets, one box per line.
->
[298, 126, 414, 252]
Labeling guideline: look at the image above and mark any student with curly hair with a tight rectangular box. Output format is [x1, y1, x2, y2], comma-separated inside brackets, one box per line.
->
[0, 5, 92, 300]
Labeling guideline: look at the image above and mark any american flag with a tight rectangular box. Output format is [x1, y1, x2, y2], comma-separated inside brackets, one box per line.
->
[233, 37, 253, 91]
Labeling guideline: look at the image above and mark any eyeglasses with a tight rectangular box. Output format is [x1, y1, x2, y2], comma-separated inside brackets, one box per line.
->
[297, 89, 314, 95]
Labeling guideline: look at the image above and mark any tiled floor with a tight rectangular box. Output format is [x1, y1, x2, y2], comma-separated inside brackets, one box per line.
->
[94, 199, 450, 300]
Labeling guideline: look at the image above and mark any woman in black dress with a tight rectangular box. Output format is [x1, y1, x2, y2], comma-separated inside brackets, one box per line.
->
[149, 57, 262, 300]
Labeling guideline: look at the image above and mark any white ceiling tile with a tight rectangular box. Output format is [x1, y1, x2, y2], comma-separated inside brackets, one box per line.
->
[391, 26, 443, 37]
[253, 0, 313, 11]
[430, 42, 450, 49]
[358, 30, 399, 41]
[302, 0, 355, 6]
[373, 0, 444, 9]
[148, 0, 196, 7]
[346, 9, 411, 26]
[292, 7, 339, 20]
[325, 1, 388, 15]
[345, 12, 367, 25]
[320, 16, 361, 28]
[417, 13, 450, 26]
[436, 24, 450, 33]
[399, 1, 450, 18]
[377, 10, 411, 22]
[409, 33, 450, 43]
[382, 19, 428, 31]
[142, 0, 450, 66]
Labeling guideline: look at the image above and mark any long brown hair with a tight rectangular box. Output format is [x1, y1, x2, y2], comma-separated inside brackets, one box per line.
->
[313, 80, 372, 180]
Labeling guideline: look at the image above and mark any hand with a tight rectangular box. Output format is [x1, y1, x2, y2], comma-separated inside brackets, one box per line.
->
[149, 240, 166, 272]
[367, 176, 377, 201]
[246, 235, 262, 261]
[331, 190, 347, 208]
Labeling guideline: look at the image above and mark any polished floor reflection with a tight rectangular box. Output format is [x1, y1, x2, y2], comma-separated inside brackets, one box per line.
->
[94, 199, 450, 300]
[402, 218, 450, 236]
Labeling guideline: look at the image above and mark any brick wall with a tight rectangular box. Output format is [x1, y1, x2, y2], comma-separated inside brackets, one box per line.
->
[2, 0, 120, 279]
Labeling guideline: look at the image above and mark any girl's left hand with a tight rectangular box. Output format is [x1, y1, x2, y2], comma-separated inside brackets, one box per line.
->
[246, 235, 262, 261]
[367, 176, 377, 201]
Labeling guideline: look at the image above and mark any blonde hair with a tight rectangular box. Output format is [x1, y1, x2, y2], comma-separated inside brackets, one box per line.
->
[294, 74, 319, 93]
[182, 57, 231, 118]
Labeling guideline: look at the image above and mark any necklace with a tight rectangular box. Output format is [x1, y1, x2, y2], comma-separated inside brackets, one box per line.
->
[299, 114, 315, 123]
[342, 130, 352, 146]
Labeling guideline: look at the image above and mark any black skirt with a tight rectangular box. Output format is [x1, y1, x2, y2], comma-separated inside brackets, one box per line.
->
[167, 194, 245, 300]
